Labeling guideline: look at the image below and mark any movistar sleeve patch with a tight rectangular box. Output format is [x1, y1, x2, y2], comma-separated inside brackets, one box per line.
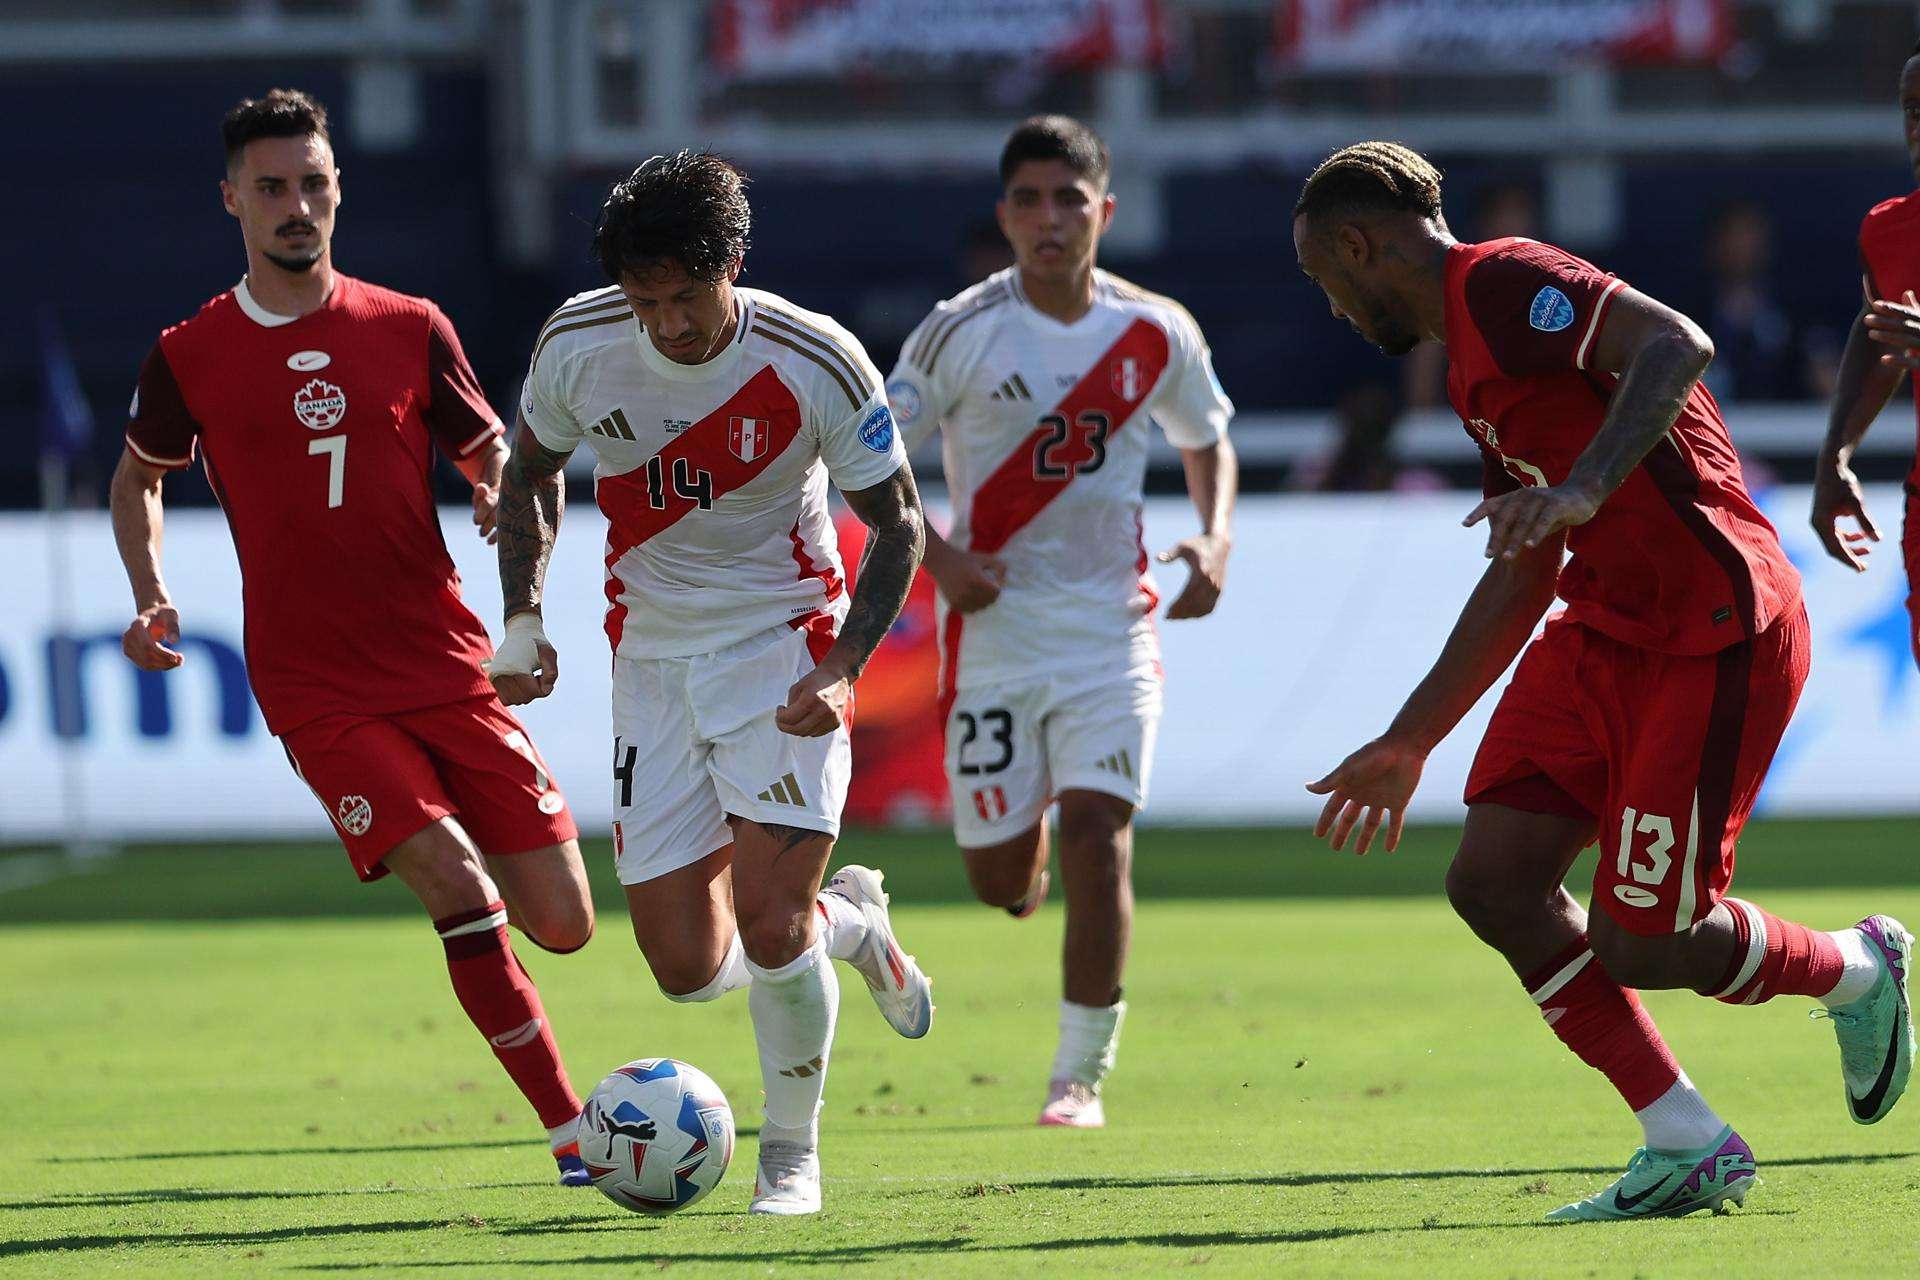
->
[858, 404, 896, 452]
[1529, 286, 1576, 333]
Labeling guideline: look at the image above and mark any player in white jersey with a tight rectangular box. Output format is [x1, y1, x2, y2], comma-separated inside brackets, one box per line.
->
[487, 153, 934, 1215]
[886, 117, 1238, 1127]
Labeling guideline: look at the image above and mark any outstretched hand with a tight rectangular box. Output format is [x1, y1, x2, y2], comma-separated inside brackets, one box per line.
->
[1304, 736, 1426, 855]
[1463, 484, 1597, 562]
[1157, 533, 1229, 620]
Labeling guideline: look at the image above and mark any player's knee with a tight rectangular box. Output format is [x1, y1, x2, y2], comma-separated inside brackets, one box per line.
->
[964, 845, 1038, 908]
[653, 954, 727, 1000]
[1057, 791, 1133, 846]
[1444, 858, 1524, 938]
[1587, 924, 1681, 989]
[522, 900, 595, 954]
[739, 909, 810, 969]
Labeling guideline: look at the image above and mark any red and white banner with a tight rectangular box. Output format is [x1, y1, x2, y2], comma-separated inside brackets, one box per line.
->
[712, 0, 1164, 80]
[1274, 0, 1730, 70]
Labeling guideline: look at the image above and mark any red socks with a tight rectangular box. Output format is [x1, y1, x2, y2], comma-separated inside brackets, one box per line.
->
[1710, 898, 1845, 1005]
[1523, 938, 1682, 1110]
[435, 902, 582, 1129]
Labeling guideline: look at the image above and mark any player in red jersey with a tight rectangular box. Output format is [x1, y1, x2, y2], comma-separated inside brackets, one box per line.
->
[108, 90, 596, 1185]
[1814, 40, 1920, 664]
[1293, 143, 1912, 1221]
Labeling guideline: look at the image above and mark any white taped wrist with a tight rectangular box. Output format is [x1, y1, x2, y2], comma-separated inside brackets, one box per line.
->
[486, 612, 549, 676]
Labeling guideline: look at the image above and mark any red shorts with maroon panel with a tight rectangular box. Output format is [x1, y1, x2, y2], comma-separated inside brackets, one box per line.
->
[1464, 602, 1810, 936]
[281, 693, 577, 881]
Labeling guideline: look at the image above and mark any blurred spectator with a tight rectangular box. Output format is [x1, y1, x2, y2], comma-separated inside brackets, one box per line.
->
[961, 219, 1015, 285]
[1698, 200, 1802, 402]
[1289, 384, 1446, 493]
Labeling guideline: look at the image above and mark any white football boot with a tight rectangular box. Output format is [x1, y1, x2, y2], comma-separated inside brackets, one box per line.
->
[749, 1139, 822, 1215]
[1038, 1079, 1105, 1128]
[822, 865, 934, 1039]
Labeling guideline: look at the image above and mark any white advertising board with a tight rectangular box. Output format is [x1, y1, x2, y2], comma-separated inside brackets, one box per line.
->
[1, 486, 1913, 843]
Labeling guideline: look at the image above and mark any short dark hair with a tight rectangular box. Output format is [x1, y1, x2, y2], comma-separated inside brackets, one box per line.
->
[594, 151, 752, 284]
[999, 114, 1110, 190]
[1294, 141, 1445, 227]
[222, 89, 330, 168]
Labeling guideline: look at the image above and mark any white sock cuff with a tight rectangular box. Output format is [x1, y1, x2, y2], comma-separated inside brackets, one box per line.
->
[1709, 898, 1768, 999]
[662, 934, 750, 1003]
[745, 937, 827, 986]
[438, 908, 509, 939]
[1060, 998, 1126, 1032]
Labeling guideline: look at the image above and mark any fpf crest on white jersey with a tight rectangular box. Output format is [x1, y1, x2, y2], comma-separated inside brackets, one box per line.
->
[885, 267, 1233, 693]
[522, 286, 907, 660]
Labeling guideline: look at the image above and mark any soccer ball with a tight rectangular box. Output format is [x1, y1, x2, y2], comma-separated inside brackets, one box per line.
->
[579, 1058, 735, 1213]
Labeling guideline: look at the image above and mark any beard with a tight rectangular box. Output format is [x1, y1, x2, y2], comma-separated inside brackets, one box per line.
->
[1359, 295, 1420, 357]
[264, 249, 322, 273]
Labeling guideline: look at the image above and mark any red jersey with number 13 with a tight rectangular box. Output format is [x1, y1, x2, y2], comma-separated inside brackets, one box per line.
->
[1444, 237, 1800, 655]
[125, 275, 504, 733]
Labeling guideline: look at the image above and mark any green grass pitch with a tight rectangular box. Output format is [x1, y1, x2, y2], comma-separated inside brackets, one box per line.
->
[2, 820, 1918, 1277]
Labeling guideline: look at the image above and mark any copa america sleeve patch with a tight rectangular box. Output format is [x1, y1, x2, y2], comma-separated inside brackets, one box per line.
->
[1529, 286, 1576, 333]
[885, 378, 921, 426]
[858, 404, 897, 452]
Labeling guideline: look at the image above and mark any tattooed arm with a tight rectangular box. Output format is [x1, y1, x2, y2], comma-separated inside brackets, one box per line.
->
[774, 463, 927, 737]
[1467, 287, 1715, 562]
[488, 411, 574, 705]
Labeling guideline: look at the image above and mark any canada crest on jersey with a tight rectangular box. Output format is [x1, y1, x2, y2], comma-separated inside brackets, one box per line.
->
[728, 416, 770, 463]
[1111, 356, 1148, 402]
[294, 378, 347, 430]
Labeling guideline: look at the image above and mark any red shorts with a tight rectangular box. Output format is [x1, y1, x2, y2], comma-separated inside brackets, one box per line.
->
[280, 694, 577, 882]
[1465, 602, 1809, 936]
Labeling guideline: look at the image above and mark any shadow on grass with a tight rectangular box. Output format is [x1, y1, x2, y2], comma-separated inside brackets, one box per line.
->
[0, 1152, 1880, 1259]
[0, 1182, 536, 1211]
[285, 1221, 1598, 1270]
[997, 1148, 1917, 1192]
[41, 1138, 573, 1164]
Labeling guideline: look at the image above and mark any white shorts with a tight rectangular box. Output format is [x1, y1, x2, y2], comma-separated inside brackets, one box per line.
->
[946, 666, 1163, 849]
[611, 624, 850, 886]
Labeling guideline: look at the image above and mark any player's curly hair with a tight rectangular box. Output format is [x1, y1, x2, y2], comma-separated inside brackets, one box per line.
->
[594, 151, 753, 284]
[222, 88, 330, 168]
[1000, 115, 1110, 190]
[1294, 141, 1444, 226]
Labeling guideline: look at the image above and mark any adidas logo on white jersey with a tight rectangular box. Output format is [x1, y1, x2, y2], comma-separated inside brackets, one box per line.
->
[988, 373, 1033, 402]
[588, 407, 638, 441]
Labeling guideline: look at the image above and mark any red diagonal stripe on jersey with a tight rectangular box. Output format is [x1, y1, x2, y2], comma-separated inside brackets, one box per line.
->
[598, 364, 803, 650]
[597, 365, 803, 556]
[939, 319, 1170, 717]
[965, 318, 1169, 554]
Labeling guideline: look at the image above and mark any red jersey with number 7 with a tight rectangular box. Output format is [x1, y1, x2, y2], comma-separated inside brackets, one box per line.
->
[125, 275, 504, 733]
[1444, 238, 1800, 655]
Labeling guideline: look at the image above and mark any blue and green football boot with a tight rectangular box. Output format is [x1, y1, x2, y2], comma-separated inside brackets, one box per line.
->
[1545, 1127, 1756, 1222]
[1817, 915, 1914, 1126]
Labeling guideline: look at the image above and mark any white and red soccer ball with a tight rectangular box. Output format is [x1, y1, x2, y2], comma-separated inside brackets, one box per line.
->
[579, 1058, 735, 1213]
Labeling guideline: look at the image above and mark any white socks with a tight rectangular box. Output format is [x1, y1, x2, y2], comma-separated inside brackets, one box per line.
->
[546, 1114, 581, 1152]
[816, 890, 869, 963]
[1821, 928, 1883, 1008]
[661, 933, 751, 1003]
[747, 937, 840, 1147]
[1634, 1073, 1727, 1152]
[1051, 999, 1126, 1088]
